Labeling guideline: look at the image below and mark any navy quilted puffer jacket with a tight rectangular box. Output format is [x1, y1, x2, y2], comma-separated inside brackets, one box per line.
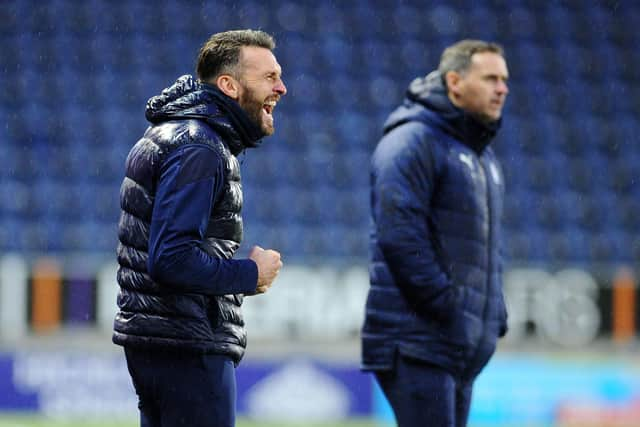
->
[361, 71, 508, 380]
[113, 75, 261, 364]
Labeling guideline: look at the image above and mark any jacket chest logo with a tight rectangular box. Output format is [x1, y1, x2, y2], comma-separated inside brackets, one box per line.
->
[459, 153, 475, 171]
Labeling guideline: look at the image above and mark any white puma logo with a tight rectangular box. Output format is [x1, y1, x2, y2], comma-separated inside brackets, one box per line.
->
[459, 153, 474, 170]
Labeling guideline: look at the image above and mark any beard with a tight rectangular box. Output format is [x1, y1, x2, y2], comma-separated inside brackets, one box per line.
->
[238, 86, 274, 136]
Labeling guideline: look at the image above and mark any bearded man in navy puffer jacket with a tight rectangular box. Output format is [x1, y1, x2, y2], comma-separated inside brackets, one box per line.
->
[361, 40, 510, 427]
[113, 30, 286, 427]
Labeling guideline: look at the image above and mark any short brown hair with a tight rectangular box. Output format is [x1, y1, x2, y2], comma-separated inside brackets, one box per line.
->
[438, 39, 505, 77]
[196, 29, 276, 82]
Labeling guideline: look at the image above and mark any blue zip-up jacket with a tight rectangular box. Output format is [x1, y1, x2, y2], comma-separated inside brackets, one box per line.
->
[361, 71, 508, 379]
[113, 75, 262, 364]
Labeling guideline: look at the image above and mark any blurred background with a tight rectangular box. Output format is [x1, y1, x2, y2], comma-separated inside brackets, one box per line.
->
[0, 0, 639, 426]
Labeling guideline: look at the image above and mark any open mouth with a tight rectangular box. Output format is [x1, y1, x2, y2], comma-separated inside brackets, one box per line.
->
[263, 100, 276, 115]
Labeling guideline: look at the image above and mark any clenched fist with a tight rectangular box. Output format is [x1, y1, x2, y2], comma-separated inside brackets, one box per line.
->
[248, 245, 282, 294]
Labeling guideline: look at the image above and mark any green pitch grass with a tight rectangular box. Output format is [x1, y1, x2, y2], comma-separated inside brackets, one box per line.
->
[0, 415, 380, 427]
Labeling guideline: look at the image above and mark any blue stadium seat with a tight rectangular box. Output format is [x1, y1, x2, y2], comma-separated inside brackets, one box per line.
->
[396, 37, 437, 77]
[325, 76, 367, 110]
[502, 188, 533, 231]
[334, 190, 368, 227]
[286, 74, 321, 108]
[464, 6, 499, 40]
[31, 180, 73, 220]
[61, 221, 98, 252]
[505, 227, 549, 263]
[360, 40, 398, 75]
[0, 217, 24, 251]
[589, 230, 627, 264]
[21, 219, 64, 252]
[549, 228, 591, 265]
[166, 35, 197, 73]
[319, 35, 353, 72]
[0, 179, 30, 218]
[279, 35, 316, 74]
[286, 189, 318, 226]
[335, 110, 377, 150]
[506, 8, 538, 41]
[391, 5, 425, 38]
[0, 1, 22, 36]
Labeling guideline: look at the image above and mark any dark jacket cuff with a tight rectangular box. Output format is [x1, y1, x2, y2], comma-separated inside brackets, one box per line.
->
[235, 259, 259, 295]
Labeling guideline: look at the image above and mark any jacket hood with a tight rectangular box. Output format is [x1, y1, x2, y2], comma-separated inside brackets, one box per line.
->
[384, 71, 501, 152]
[145, 75, 264, 155]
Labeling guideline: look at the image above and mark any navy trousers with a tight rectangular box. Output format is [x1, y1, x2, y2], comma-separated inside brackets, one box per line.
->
[124, 348, 236, 427]
[374, 355, 473, 427]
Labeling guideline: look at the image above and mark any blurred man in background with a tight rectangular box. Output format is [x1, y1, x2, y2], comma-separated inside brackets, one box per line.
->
[361, 40, 510, 427]
[113, 29, 286, 427]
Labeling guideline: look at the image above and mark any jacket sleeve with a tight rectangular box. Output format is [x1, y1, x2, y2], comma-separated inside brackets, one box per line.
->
[372, 124, 459, 323]
[497, 165, 508, 337]
[147, 144, 258, 295]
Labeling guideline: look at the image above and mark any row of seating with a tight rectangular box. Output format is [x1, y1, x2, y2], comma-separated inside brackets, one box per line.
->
[2, 214, 637, 265]
[2, 0, 635, 43]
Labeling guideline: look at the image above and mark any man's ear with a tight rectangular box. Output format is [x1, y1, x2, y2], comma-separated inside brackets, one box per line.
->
[444, 70, 462, 96]
[216, 75, 240, 100]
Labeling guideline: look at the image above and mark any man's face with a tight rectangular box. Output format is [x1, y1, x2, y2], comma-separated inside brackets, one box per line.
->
[236, 46, 287, 136]
[447, 52, 509, 123]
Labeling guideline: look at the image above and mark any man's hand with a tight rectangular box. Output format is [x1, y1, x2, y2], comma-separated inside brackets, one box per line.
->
[248, 246, 282, 294]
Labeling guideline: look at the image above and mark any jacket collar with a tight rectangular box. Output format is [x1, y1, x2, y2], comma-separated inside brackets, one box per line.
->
[145, 75, 263, 155]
